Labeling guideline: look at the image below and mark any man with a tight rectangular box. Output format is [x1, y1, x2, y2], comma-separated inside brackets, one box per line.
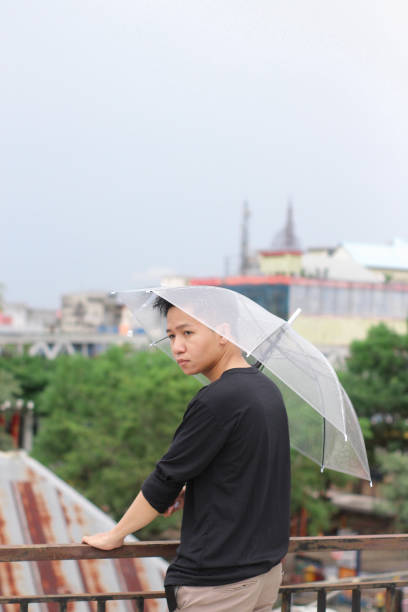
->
[82, 296, 291, 611]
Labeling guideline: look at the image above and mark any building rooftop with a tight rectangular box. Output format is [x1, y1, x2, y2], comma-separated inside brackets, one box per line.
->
[0, 451, 167, 611]
[189, 274, 408, 291]
[342, 238, 408, 271]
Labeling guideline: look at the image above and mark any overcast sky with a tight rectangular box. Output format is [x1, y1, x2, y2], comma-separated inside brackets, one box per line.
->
[1, 1, 407, 308]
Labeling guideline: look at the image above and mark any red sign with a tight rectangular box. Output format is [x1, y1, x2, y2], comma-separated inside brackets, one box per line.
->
[0, 313, 12, 325]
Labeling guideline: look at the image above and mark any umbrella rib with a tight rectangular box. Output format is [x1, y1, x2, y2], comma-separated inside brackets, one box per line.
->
[321, 417, 326, 472]
[245, 323, 287, 358]
[268, 350, 336, 381]
[279, 331, 328, 470]
[257, 329, 344, 442]
[263, 342, 329, 403]
[263, 344, 346, 434]
[149, 335, 168, 346]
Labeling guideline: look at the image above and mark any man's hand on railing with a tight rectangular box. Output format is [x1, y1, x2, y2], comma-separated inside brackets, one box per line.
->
[82, 530, 125, 550]
[162, 486, 186, 518]
[81, 491, 159, 550]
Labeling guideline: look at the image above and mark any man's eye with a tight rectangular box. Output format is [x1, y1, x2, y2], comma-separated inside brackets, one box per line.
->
[168, 334, 175, 340]
[184, 331, 192, 336]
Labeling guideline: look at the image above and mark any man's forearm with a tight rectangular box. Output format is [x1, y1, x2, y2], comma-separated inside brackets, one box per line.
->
[112, 491, 159, 538]
[82, 491, 160, 550]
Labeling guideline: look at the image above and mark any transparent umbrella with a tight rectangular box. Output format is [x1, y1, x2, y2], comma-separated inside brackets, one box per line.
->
[115, 285, 371, 483]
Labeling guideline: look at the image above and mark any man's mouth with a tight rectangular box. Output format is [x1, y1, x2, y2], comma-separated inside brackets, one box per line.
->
[177, 359, 189, 366]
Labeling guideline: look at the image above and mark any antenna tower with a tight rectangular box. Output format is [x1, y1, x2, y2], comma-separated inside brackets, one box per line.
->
[240, 200, 250, 275]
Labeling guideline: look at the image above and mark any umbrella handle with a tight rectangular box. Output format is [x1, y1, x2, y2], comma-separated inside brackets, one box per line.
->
[287, 308, 302, 325]
[253, 309, 302, 370]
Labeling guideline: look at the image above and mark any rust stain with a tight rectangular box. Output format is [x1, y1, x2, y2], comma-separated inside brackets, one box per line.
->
[77, 559, 107, 612]
[77, 560, 98, 612]
[80, 559, 105, 594]
[132, 560, 158, 612]
[118, 558, 144, 593]
[17, 482, 50, 545]
[116, 558, 158, 612]
[0, 562, 20, 595]
[0, 489, 23, 612]
[57, 490, 93, 612]
[73, 504, 87, 529]
[25, 466, 39, 482]
[16, 481, 66, 612]
[116, 558, 142, 612]
[0, 564, 21, 612]
[56, 490, 72, 530]
[34, 488, 56, 543]
[0, 511, 9, 545]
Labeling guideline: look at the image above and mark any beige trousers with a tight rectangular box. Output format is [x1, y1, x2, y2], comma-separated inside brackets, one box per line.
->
[174, 563, 283, 611]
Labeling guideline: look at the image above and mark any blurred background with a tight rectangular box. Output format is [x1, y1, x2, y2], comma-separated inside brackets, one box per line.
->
[1, 2, 408, 610]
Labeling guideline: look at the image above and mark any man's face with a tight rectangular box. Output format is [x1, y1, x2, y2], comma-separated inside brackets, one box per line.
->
[166, 306, 224, 378]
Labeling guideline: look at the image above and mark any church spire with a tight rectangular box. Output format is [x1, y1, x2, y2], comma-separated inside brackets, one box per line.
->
[271, 200, 301, 251]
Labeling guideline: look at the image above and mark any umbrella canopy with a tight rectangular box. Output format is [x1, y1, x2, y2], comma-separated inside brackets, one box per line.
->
[116, 285, 371, 483]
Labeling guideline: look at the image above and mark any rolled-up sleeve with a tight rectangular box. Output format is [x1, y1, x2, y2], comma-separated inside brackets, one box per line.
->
[142, 399, 230, 513]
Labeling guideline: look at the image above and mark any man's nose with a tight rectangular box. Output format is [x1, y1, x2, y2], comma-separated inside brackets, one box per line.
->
[172, 336, 186, 354]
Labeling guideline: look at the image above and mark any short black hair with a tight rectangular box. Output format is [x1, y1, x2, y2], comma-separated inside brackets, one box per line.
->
[153, 295, 174, 316]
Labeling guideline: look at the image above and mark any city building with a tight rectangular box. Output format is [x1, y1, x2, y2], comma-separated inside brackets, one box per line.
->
[302, 239, 408, 283]
[187, 275, 408, 359]
[60, 291, 122, 334]
[256, 201, 303, 277]
[0, 302, 58, 334]
[336, 238, 408, 282]
[302, 247, 384, 283]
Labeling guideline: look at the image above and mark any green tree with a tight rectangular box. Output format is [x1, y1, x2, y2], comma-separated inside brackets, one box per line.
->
[0, 354, 56, 410]
[375, 450, 408, 530]
[339, 323, 408, 454]
[0, 369, 22, 404]
[290, 452, 350, 535]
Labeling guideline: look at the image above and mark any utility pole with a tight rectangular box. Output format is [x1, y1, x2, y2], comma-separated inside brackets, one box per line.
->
[240, 200, 250, 275]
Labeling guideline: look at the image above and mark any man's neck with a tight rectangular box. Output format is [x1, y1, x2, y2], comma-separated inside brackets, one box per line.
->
[204, 354, 251, 382]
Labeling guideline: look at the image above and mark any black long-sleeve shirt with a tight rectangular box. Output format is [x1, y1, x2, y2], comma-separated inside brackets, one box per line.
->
[142, 366, 291, 586]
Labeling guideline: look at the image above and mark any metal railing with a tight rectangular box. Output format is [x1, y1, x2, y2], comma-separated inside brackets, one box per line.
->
[1, 535, 408, 611]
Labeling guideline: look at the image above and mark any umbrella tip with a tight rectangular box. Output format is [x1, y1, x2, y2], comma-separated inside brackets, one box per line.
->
[369, 480, 373, 488]
[344, 434, 348, 442]
[320, 466, 325, 473]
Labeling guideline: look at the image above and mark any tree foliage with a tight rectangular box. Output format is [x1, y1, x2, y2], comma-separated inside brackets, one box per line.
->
[375, 450, 408, 530]
[0, 369, 22, 404]
[339, 323, 408, 454]
[0, 354, 56, 410]
[290, 452, 350, 535]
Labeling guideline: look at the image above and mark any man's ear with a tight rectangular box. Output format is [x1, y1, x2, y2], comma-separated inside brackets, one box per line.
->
[216, 322, 232, 344]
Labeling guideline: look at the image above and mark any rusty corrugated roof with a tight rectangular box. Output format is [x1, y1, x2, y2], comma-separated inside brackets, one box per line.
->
[0, 451, 167, 612]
